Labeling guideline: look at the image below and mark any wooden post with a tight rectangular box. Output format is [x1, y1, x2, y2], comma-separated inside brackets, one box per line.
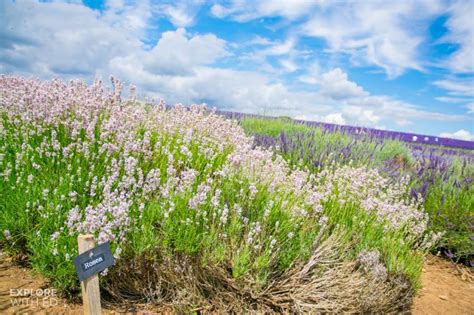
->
[78, 234, 102, 315]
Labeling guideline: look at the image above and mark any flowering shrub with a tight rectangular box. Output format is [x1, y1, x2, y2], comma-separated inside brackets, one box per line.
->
[0, 76, 435, 312]
[315, 163, 428, 238]
[242, 116, 472, 264]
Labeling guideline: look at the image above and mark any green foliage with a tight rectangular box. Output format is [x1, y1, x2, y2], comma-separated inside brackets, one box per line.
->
[0, 113, 323, 292]
[240, 116, 473, 263]
[324, 200, 424, 289]
[241, 117, 413, 170]
[241, 117, 311, 137]
[417, 159, 474, 262]
[0, 108, 436, 304]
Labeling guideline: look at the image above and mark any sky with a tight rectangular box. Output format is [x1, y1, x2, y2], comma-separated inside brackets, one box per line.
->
[1, 0, 473, 140]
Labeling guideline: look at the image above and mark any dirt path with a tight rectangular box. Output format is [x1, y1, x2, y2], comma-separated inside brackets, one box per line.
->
[0, 251, 136, 314]
[0, 252, 88, 314]
[1, 252, 473, 314]
[412, 255, 474, 315]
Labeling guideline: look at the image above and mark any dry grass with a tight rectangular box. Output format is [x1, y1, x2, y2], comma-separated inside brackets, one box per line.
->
[104, 234, 414, 313]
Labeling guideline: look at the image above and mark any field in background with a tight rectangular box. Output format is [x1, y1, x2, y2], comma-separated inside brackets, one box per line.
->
[221, 110, 474, 150]
[230, 115, 473, 265]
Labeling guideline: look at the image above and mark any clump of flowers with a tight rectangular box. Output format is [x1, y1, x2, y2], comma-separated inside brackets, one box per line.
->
[315, 163, 428, 238]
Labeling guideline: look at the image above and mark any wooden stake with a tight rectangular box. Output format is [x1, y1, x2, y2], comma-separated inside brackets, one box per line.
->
[78, 234, 102, 315]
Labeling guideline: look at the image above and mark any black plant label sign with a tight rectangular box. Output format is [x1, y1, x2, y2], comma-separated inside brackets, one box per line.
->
[73, 242, 115, 281]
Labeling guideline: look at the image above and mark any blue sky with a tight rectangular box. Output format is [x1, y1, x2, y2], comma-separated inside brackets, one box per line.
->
[1, 0, 473, 140]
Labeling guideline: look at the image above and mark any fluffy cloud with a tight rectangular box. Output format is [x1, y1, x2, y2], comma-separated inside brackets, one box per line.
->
[142, 28, 228, 76]
[342, 107, 381, 125]
[319, 68, 368, 100]
[297, 68, 466, 127]
[440, 129, 474, 141]
[112, 61, 331, 116]
[0, 0, 143, 77]
[102, 0, 154, 39]
[321, 113, 346, 125]
[443, 1, 474, 73]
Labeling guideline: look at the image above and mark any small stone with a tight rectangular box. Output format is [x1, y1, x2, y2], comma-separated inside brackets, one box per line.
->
[438, 295, 448, 301]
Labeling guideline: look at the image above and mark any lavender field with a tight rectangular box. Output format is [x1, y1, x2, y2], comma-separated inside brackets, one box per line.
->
[223, 110, 474, 150]
[235, 115, 473, 265]
[0, 76, 472, 312]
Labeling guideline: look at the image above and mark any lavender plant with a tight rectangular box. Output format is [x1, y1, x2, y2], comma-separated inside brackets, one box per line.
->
[410, 155, 473, 264]
[240, 116, 473, 265]
[0, 76, 434, 312]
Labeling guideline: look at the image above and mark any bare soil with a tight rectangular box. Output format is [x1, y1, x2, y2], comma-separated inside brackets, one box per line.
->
[412, 255, 474, 315]
[0, 254, 82, 314]
[0, 252, 149, 314]
[1, 252, 473, 314]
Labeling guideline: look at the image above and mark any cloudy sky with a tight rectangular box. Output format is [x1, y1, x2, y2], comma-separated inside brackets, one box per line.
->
[1, 0, 473, 140]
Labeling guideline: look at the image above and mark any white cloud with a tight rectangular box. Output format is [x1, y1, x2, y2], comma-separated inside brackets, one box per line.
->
[211, 1, 447, 78]
[236, 36, 307, 77]
[434, 77, 474, 114]
[0, 0, 143, 77]
[246, 35, 274, 46]
[298, 63, 321, 85]
[154, 1, 204, 27]
[349, 94, 466, 125]
[443, 1, 474, 73]
[161, 6, 194, 27]
[111, 61, 332, 116]
[296, 67, 466, 127]
[105, 0, 125, 10]
[256, 0, 324, 20]
[435, 96, 473, 103]
[433, 78, 474, 97]
[0, 2, 225, 77]
[142, 28, 228, 76]
[279, 59, 298, 72]
[301, 1, 443, 78]
[322, 113, 346, 125]
[435, 96, 474, 115]
[211, 0, 471, 78]
[295, 112, 348, 126]
[466, 102, 474, 114]
[211, 0, 321, 21]
[260, 38, 296, 56]
[102, 0, 153, 39]
[298, 75, 318, 85]
[342, 106, 381, 125]
[440, 129, 474, 141]
[319, 68, 368, 99]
